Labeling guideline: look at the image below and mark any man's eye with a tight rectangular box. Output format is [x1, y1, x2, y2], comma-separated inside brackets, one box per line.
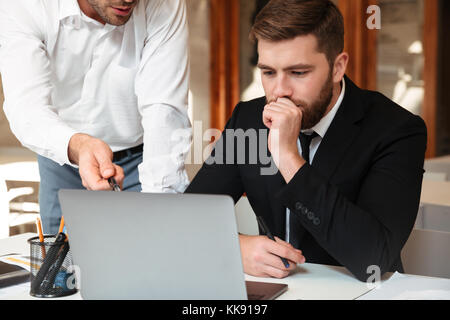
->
[263, 71, 275, 76]
[292, 71, 308, 76]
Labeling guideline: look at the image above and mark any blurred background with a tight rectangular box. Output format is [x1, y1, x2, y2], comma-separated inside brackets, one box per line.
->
[0, 0, 449, 278]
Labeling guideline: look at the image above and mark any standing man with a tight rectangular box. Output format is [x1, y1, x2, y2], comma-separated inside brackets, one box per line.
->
[186, 0, 427, 282]
[0, 0, 191, 233]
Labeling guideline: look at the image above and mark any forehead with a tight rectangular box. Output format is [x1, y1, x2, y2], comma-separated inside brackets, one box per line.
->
[257, 34, 326, 67]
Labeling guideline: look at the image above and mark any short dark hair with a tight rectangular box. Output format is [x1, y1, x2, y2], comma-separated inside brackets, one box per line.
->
[250, 0, 345, 66]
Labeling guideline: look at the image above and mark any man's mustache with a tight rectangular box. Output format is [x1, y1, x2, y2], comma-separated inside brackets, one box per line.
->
[112, 1, 137, 7]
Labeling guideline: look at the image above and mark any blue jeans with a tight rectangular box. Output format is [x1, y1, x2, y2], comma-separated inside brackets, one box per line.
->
[38, 151, 142, 234]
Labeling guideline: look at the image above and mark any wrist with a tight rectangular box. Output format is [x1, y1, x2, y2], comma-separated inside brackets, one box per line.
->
[68, 133, 92, 165]
[278, 152, 306, 183]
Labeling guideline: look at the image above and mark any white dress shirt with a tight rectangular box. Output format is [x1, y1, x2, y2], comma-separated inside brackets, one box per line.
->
[286, 78, 346, 242]
[0, 0, 191, 193]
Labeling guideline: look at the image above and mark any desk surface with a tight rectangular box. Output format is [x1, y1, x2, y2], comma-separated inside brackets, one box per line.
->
[0, 233, 449, 300]
[421, 180, 450, 207]
[426, 155, 450, 164]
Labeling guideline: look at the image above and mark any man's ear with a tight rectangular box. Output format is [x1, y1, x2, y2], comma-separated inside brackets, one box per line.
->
[332, 52, 349, 83]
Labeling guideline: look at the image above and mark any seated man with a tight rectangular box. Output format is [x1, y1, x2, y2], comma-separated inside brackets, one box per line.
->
[186, 0, 427, 282]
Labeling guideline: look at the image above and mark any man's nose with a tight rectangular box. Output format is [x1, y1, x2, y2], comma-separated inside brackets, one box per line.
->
[273, 76, 293, 100]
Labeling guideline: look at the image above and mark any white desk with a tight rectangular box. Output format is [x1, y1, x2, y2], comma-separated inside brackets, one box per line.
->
[1, 233, 449, 300]
[421, 180, 450, 207]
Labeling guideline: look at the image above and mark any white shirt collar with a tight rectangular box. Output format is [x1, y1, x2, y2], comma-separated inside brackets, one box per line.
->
[303, 78, 346, 139]
[58, 0, 80, 21]
[57, 0, 145, 69]
[59, 0, 117, 30]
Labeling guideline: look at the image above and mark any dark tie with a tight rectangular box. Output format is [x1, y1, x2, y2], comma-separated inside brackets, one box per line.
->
[299, 131, 319, 164]
[289, 131, 318, 248]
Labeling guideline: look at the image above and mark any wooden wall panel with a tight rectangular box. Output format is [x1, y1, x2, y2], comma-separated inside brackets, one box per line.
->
[423, 0, 439, 158]
[338, 0, 378, 91]
[209, 0, 240, 131]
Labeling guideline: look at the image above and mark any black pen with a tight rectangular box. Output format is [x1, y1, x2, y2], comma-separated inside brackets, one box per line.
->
[39, 240, 70, 292]
[31, 232, 67, 293]
[108, 177, 121, 192]
[256, 216, 290, 269]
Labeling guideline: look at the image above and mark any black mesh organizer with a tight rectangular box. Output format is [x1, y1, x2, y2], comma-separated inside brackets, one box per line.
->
[28, 235, 78, 298]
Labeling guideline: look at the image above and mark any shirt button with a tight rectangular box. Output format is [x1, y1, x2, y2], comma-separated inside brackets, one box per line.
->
[307, 212, 314, 220]
[313, 218, 321, 226]
[295, 202, 303, 211]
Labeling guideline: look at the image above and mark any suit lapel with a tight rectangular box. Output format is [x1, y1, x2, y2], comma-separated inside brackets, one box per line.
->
[289, 77, 367, 248]
[312, 77, 366, 181]
[261, 77, 366, 242]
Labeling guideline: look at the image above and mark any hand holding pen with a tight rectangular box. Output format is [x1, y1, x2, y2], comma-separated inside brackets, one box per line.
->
[108, 177, 122, 192]
[238, 216, 305, 279]
[257, 216, 291, 268]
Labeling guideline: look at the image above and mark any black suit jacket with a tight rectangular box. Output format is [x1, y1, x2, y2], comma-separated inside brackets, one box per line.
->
[186, 77, 427, 282]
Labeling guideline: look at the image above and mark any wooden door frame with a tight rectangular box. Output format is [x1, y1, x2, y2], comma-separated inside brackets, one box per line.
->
[423, 0, 439, 158]
[209, 0, 240, 132]
[338, 0, 378, 91]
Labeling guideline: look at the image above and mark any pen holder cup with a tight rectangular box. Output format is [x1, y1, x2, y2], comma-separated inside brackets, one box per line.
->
[28, 235, 78, 298]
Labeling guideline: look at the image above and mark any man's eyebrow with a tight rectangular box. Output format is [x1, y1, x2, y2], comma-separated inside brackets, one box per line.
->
[257, 63, 315, 70]
[257, 63, 273, 69]
[284, 63, 315, 70]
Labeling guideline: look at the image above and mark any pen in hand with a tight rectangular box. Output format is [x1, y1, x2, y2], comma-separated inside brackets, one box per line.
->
[108, 177, 121, 192]
[256, 216, 290, 269]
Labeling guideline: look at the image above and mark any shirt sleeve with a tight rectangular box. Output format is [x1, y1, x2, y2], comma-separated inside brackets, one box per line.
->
[0, 3, 78, 166]
[135, 0, 192, 193]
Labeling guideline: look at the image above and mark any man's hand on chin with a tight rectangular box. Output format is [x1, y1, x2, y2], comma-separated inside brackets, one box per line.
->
[262, 97, 307, 183]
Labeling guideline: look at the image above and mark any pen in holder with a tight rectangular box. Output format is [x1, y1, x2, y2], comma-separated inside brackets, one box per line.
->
[28, 235, 78, 298]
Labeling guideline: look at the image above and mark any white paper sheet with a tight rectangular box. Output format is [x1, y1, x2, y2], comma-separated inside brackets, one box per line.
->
[359, 272, 450, 300]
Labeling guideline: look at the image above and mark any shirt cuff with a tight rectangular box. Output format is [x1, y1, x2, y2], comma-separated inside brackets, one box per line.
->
[45, 126, 78, 166]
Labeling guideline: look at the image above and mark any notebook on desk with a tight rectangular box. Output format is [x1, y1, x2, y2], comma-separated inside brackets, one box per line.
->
[58, 190, 287, 300]
[0, 260, 29, 288]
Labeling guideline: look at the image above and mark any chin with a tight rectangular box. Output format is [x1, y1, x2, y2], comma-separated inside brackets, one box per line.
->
[108, 16, 131, 26]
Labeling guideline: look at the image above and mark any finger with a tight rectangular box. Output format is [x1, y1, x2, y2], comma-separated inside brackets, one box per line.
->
[265, 240, 305, 265]
[274, 236, 292, 246]
[80, 164, 111, 190]
[81, 178, 89, 190]
[263, 108, 274, 129]
[263, 250, 293, 271]
[267, 103, 300, 119]
[263, 106, 286, 125]
[265, 104, 299, 122]
[261, 264, 290, 279]
[274, 241, 303, 268]
[265, 103, 288, 113]
[113, 164, 125, 189]
[96, 153, 115, 179]
[276, 97, 297, 108]
[274, 237, 298, 251]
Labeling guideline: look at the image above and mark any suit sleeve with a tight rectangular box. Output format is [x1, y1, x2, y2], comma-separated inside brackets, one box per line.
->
[185, 104, 245, 204]
[276, 115, 427, 282]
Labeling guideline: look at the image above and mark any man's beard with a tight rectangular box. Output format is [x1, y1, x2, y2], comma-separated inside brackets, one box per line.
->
[88, 0, 136, 26]
[267, 71, 334, 130]
[299, 72, 334, 130]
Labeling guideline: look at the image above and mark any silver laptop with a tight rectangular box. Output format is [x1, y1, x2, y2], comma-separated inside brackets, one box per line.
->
[58, 190, 247, 300]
